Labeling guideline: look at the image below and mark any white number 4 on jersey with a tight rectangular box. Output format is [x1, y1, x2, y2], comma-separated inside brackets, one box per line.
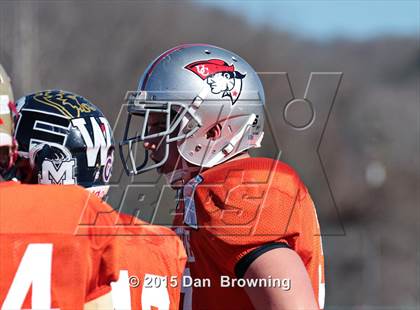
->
[2, 244, 53, 309]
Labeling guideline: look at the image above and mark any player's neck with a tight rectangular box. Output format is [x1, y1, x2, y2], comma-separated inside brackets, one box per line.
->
[170, 152, 251, 188]
[226, 152, 251, 163]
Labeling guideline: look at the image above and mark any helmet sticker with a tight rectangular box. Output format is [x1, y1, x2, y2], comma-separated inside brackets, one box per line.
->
[103, 152, 113, 183]
[33, 90, 97, 118]
[31, 143, 77, 185]
[185, 59, 246, 105]
[71, 116, 112, 167]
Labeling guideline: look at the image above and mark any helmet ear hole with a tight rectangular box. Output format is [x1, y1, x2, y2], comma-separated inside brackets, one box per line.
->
[206, 123, 222, 140]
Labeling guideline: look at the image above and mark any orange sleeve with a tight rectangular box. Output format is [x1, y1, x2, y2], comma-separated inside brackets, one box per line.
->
[295, 183, 325, 309]
[201, 179, 302, 275]
[205, 179, 324, 307]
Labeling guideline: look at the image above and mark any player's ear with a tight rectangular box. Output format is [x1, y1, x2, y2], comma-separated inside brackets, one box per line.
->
[206, 123, 222, 140]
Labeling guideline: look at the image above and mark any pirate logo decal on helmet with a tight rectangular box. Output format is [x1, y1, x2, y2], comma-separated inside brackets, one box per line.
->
[185, 59, 246, 105]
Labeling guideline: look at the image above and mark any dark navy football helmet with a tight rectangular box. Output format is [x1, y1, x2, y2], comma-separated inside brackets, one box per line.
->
[14, 90, 114, 197]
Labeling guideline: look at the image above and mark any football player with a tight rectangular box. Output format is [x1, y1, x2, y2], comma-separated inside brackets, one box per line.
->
[119, 44, 325, 309]
[0, 64, 17, 180]
[14, 90, 186, 309]
[0, 68, 119, 309]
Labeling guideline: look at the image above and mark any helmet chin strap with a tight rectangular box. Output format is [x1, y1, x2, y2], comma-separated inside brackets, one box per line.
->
[164, 157, 200, 186]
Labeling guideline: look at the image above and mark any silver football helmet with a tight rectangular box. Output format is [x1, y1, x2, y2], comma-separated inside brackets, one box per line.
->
[120, 44, 265, 176]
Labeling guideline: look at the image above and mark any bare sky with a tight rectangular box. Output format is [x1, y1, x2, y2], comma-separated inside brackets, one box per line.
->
[197, 0, 419, 40]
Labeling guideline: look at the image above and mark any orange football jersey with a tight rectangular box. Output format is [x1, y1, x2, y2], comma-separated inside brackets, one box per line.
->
[111, 213, 187, 310]
[0, 181, 120, 309]
[173, 157, 325, 310]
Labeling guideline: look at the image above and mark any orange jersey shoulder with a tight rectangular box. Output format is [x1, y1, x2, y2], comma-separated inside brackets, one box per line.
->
[0, 182, 120, 309]
[194, 157, 302, 242]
